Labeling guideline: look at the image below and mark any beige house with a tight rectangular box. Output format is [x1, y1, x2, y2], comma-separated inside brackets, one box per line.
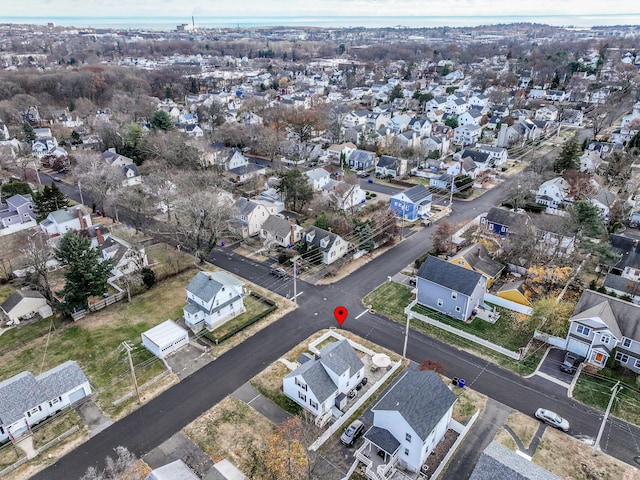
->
[232, 198, 270, 238]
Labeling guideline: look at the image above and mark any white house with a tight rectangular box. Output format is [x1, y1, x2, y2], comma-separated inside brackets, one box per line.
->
[453, 124, 481, 146]
[1, 289, 49, 323]
[232, 198, 270, 238]
[283, 339, 365, 419]
[305, 167, 332, 191]
[260, 215, 304, 248]
[40, 206, 92, 237]
[356, 370, 457, 477]
[322, 180, 366, 212]
[476, 144, 507, 167]
[303, 226, 349, 265]
[0, 361, 91, 442]
[183, 271, 246, 332]
[141, 320, 189, 359]
[103, 148, 142, 187]
[98, 233, 149, 279]
[535, 177, 572, 208]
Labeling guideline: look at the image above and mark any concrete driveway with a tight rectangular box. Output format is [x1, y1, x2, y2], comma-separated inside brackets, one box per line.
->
[533, 347, 573, 388]
[164, 342, 212, 380]
[143, 431, 213, 478]
[75, 400, 113, 437]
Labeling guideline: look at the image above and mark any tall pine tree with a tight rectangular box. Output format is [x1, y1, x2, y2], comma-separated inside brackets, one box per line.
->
[55, 231, 112, 312]
[33, 183, 69, 220]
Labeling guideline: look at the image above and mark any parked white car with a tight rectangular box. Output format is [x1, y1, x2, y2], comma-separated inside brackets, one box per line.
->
[535, 408, 569, 432]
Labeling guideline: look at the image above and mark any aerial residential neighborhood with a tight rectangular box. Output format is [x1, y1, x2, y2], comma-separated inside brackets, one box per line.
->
[1, 13, 640, 480]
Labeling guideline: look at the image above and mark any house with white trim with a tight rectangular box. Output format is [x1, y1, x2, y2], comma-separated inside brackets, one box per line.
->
[283, 339, 364, 419]
[40, 206, 92, 237]
[356, 370, 457, 477]
[0, 194, 36, 235]
[303, 226, 349, 265]
[183, 271, 246, 332]
[0, 361, 91, 442]
[564, 290, 640, 373]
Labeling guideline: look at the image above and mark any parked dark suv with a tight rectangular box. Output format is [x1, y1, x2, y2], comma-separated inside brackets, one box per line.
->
[560, 352, 581, 374]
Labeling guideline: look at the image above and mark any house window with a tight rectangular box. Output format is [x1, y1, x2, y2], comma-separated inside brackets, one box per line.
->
[404, 448, 410, 456]
[455, 306, 461, 312]
[451, 292, 457, 300]
[298, 392, 306, 402]
[635, 359, 640, 369]
[576, 325, 591, 337]
[601, 335, 610, 345]
[295, 379, 307, 391]
[437, 299, 443, 307]
[405, 433, 412, 442]
[309, 400, 318, 410]
[623, 338, 632, 348]
[616, 352, 629, 363]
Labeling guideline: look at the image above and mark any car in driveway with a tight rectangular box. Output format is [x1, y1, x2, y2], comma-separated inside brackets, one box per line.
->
[560, 352, 581, 374]
[270, 267, 288, 278]
[535, 408, 569, 432]
[340, 419, 364, 446]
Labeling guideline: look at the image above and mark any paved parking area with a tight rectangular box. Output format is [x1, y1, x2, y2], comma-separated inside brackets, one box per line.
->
[74, 400, 113, 437]
[165, 343, 212, 380]
[143, 431, 214, 478]
[534, 347, 573, 387]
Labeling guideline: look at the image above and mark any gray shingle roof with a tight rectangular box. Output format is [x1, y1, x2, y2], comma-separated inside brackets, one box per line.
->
[261, 215, 296, 239]
[400, 184, 432, 203]
[0, 361, 88, 426]
[570, 290, 640, 340]
[305, 226, 341, 252]
[417, 256, 484, 296]
[1, 289, 45, 313]
[186, 272, 223, 303]
[319, 339, 364, 377]
[373, 370, 456, 441]
[285, 339, 362, 404]
[484, 207, 529, 234]
[469, 441, 561, 480]
[455, 243, 504, 278]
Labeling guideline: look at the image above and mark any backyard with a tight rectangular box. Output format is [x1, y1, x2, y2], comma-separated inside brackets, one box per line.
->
[363, 281, 545, 375]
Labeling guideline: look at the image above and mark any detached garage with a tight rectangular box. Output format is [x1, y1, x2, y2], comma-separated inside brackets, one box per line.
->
[142, 320, 189, 359]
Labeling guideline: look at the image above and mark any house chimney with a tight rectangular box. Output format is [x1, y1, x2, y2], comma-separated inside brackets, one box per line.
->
[77, 207, 87, 229]
[96, 227, 104, 246]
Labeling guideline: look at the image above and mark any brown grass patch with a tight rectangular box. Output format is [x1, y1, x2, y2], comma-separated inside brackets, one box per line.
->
[532, 428, 640, 480]
[451, 382, 487, 425]
[183, 396, 274, 476]
[504, 412, 539, 449]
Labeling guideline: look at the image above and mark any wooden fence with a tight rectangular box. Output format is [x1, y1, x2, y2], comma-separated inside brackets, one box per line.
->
[71, 291, 127, 321]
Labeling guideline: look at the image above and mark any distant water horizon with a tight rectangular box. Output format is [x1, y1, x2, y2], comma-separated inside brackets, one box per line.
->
[3, 14, 640, 31]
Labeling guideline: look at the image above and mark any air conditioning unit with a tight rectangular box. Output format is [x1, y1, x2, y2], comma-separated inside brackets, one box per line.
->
[420, 464, 429, 475]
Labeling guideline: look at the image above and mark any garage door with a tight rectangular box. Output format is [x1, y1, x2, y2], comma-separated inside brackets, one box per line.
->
[567, 338, 589, 357]
[69, 387, 87, 404]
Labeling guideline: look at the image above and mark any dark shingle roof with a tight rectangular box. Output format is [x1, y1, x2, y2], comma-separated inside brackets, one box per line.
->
[469, 441, 561, 480]
[364, 426, 401, 455]
[459, 149, 490, 164]
[454, 243, 504, 278]
[484, 207, 529, 234]
[400, 184, 432, 204]
[373, 370, 456, 440]
[417, 256, 484, 296]
[1, 289, 45, 313]
[603, 273, 640, 297]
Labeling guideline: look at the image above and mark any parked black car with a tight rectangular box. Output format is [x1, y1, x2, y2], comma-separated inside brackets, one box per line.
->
[560, 352, 581, 374]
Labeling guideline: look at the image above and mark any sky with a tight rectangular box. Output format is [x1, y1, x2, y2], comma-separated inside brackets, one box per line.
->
[4, 0, 640, 20]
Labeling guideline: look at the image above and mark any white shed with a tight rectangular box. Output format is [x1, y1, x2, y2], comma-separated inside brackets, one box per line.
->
[141, 320, 189, 359]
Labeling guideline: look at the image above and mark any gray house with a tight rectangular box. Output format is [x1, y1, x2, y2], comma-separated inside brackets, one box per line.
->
[469, 441, 561, 480]
[416, 256, 487, 321]
[348, 149, 377, 171]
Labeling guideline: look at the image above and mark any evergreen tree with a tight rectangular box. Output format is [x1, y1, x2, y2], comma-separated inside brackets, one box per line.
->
[389, 84, 403, 102]
[444, 115, 458, 129]
[23, 122, 36, 142]
[314, 212, 331, 230]
[150, 110, 174, 131]
[553, 138, 581, 173]
[0, 181, 32, 203]
[33, 183, 69, 220]
[276, 169, 313, 212]
[55, 232, 113, 312]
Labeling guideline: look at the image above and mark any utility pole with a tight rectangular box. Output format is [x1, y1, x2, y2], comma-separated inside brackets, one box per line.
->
[78, 181, 84, 206]
[293, 256, 298, 304]
[402, 313, 411, 359]
[593, 381, 622, 454]
[121, 341, 141, 404]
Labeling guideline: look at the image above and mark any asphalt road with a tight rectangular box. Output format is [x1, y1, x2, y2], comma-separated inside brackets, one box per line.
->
[31, 173, 640, 479]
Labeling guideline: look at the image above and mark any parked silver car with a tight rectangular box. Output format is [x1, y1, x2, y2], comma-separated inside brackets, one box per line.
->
[535, 408, 569, 432]
[340, 419, 364, 446]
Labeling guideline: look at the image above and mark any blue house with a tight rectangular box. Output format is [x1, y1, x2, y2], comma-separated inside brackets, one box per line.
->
[480, 207, 529, 237]
[348, 149, 377, 171]
[416, 256, 487, 321]
[390, 185, 432, 221]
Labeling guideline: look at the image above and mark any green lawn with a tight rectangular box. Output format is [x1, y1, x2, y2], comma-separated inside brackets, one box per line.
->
[363, 282, 543, 376]
[573, 373, 640, 426]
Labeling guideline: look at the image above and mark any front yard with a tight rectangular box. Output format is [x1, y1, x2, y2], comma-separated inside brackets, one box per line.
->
[573, 372, 640, 427]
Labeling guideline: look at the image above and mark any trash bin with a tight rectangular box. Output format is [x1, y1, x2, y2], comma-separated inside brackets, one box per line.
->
[458, 378, 466, 388]
[452, 377, 459, 385]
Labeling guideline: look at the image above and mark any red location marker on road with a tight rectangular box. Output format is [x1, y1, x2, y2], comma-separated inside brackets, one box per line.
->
[334, 306, 348, 327]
